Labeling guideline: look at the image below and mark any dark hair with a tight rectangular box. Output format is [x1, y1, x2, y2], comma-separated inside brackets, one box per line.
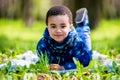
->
[46, 5, 73, 25]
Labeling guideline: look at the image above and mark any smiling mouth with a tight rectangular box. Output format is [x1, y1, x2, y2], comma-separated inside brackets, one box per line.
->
[55, 35, 62, 38]
[54, 34, 62, 36]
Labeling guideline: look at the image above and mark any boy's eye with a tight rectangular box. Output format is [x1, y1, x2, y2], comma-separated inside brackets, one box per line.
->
[51, 26, 56, 28]
[61, 26, 66, 28]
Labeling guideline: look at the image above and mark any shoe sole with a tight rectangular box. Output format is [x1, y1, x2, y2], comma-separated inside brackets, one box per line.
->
[75, 8, 87, 24]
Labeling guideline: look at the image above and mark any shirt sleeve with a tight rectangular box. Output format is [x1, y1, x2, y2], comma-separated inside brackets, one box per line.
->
[74, 42, 91, 67]
[36, 38, 47, 56]
[63, 62, 76, 70]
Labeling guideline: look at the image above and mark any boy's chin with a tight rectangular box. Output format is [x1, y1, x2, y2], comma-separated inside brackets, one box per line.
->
[54, 39, 64, 43]
[56, 40, 63, 43]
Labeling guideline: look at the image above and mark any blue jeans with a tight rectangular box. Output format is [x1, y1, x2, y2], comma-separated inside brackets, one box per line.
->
[75, 8, 92, 60]
[76, 25, 92, 60]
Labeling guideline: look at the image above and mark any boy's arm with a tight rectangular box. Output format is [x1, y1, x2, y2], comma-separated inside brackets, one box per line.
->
[63, 50, 90, 70]
[64, 42, 91, 69]
[75, 42, 91, 67]
[62, 42, 91, 70]
[36, 38, 47, 56]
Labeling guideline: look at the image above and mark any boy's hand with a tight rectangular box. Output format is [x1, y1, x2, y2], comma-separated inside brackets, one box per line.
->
[48, 64, 65, 71]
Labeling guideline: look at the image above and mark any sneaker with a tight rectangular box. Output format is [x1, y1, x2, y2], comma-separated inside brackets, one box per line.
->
[75, 8, 89, 26]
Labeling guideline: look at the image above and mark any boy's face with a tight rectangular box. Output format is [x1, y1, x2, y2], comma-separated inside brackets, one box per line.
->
[47, 15, 72, 43]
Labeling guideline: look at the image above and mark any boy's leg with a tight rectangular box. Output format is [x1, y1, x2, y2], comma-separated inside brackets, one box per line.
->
[75, 8, 92, 59]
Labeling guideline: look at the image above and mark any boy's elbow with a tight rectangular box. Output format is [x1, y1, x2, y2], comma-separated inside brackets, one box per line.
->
[79, 55, 91, 67]
[83, 59, 90, 67]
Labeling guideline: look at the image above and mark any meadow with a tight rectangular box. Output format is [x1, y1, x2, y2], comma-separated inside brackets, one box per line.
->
[0, 19, 120, 80]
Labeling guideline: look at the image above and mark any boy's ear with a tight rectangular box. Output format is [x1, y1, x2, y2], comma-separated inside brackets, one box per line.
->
[70, 24, 73, 29]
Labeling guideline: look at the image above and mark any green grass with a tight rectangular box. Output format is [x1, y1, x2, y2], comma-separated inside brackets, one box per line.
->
[0, 19, 46, 53]
[91, 19, 120, 54]
[0, 19, 45, 40]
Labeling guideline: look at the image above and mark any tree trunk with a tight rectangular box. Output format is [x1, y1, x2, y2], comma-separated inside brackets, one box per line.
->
[21, 0, 34, 27]
[63, 0, 103, 29]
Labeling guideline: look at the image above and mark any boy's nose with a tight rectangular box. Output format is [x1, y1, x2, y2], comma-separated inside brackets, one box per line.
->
[56, 28, 61, 32]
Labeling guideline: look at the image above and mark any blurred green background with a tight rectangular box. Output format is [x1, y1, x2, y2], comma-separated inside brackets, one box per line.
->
[0, 0, 120, 55]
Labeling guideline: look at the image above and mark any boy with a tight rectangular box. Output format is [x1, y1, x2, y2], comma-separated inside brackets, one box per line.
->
[37, 5, 92, 70]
